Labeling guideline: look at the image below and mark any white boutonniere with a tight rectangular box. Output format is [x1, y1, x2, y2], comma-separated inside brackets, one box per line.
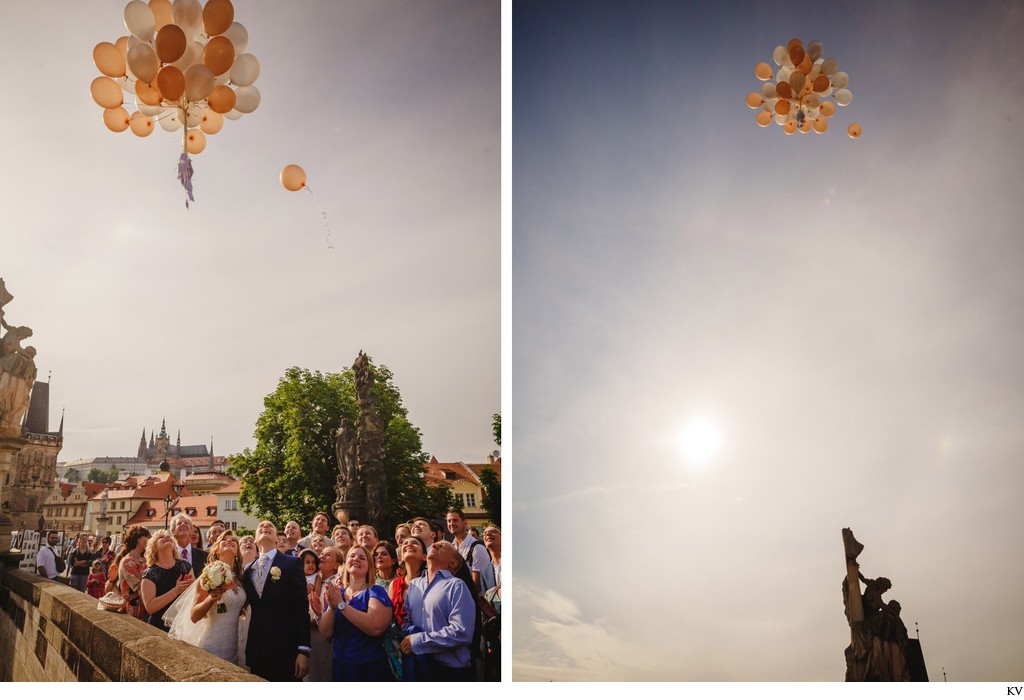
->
[270, 566, 281, 582]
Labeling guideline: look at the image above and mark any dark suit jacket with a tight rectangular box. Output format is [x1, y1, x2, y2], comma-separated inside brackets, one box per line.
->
[187, 547, 207, 579]
[242, 551, 310, 682]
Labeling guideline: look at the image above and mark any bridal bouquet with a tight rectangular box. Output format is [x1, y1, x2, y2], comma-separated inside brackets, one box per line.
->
[199, 560, 236, 613]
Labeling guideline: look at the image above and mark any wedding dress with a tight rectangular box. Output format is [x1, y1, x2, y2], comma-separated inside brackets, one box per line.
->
[165, 581, 247, 664]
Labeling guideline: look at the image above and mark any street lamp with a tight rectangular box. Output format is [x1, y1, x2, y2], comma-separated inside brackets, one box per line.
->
[163, 483, 185, 529]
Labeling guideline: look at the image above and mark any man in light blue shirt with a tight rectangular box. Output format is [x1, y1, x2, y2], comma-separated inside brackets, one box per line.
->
[400, 540, 475, 681]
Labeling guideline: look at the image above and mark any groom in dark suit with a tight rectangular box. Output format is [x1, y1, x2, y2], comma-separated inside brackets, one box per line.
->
[243, 520, 310, 681]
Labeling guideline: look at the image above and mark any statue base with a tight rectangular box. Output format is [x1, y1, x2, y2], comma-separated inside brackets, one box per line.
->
[0, 435, 29, 553]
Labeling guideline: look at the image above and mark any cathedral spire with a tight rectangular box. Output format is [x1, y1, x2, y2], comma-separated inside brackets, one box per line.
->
[176, 429, 181, 448]
[209, 435, 214, 471]
[59, 407, 64, 437]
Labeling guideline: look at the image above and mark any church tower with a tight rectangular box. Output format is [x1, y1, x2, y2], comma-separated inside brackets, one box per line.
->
[153, 417, 171, 460]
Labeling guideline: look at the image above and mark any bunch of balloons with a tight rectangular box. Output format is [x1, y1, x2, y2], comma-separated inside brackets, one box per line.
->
[745, 38, 861, 139]
[90, 0, 261, 206]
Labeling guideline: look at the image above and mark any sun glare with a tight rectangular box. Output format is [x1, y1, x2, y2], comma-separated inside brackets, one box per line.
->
[678, 418, 722, 465]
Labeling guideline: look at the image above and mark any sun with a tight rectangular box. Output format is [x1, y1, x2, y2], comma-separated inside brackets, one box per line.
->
[677, 418, 723, 465]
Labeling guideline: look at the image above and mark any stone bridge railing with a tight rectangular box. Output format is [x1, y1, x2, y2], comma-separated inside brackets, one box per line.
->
[0, 563, 260, 682]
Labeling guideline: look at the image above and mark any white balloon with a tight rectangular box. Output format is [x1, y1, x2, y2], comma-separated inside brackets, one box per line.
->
[820, 58, 839, 76]
[124, 0, 156, 41]
[233, 85, 260, 113]
[832, 71, 849, 89]
[172, 40, 201, 71]
[760, 82, 777, 99]
[774, 112, 788, 125]
[230, 54, 260, 86]
[172, 0, 203, 39]
[772, 45, 787, 66]
[222, 22, 248, 55]
[117, 76, 136, 95]
[833, 88, 852, 106]
[224, 108, 243, 120]
[158, 108, 183, 131]
[775, 67, 790, 84]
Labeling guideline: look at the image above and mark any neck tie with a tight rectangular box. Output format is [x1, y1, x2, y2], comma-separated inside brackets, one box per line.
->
[181, 547, 189, 562]
[255, 554, 268, 596]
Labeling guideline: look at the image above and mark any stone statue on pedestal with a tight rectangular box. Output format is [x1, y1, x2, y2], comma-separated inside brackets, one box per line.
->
[842, 528, 911, 681]
[0, 279, 36, 553]
[332, 352, 388, 528]
[0, 281, 37, 437]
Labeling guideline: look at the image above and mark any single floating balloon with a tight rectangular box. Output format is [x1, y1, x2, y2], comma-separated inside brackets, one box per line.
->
[755, 62, 773, 81]
[847, 123, 862, 139]
[280, 164, 306, 191]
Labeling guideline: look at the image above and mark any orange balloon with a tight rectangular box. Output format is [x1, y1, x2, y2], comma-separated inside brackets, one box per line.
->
[200, 109, 224, 134]
[776, 82, 792, 99]
[156, 65, 185, 101]
[155, 24, 186, 63]
[745, 92, 762, 109]
[149, 0, 173, 29]
[812, 75, 831, 93]
[94, 42, 125, 78]
[207, 84, 236, 113]
[820, 101, 836, 118]
[203, 36, 235, 75]
[115, 35, 129, 59]
[754, 62, 773, 81]
[103, 106, 131, 132]
[129, 111, 154, 136]
[783, 120, 797, 135]
[813, 117, 828, 133]
[90, 76, 123, 108]
[136, 80, 162, 106]
[203, 0, 234, 36]
[774, 99, 791, 115]
[186, 128, 207, 154]
[280, 164, 306, 191]
[847, 122, 862, 139]
[797, 54, 813, 75]
[799, 119, 812, 133]
[787, 38, 802, 52]
[755, 110, 772, 127]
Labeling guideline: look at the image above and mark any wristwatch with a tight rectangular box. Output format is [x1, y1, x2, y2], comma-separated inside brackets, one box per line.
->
[336, 599, 347, 612]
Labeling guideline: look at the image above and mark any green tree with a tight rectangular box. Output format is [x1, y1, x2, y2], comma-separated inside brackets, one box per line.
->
[479, 466, 500, 526]
[87, 465, 119, 484]
[227, 361, 453, 536]
[63, 467, 79, 483]
[492, 413, 501, 447]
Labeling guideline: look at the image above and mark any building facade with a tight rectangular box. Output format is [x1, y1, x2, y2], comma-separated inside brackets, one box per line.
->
[7, 381, 63, 531]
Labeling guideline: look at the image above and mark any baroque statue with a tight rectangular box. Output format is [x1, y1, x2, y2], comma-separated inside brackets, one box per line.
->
[841, 528, 911, 681]
[332, 351, 388, 527]
[0, 279, 38, 438]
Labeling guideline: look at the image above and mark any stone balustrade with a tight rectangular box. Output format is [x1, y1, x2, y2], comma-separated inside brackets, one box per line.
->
[0, 563, 261, 682]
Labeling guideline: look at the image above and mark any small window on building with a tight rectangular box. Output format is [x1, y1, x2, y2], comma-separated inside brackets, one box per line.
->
[444, 471, 457, 480]
[455, 493, 465, 508]
[465, 493, 477, 508]
[116, 516, 122, 525]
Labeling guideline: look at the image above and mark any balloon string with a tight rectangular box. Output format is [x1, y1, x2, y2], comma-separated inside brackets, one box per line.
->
[303, 185, 334, 250]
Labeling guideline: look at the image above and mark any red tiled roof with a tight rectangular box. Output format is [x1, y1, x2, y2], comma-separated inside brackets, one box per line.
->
[422, 460, 482, 488]
[466, 460, 501, 481]
[213, 480, 242, 494]
[126, 494, 219, 530]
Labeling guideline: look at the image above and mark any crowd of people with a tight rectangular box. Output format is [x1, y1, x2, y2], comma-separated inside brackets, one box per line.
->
[35, 509, 501, 682]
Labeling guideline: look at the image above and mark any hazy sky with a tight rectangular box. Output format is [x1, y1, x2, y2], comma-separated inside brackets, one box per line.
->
[1, 1, 499, 464]
[513, 0, 1024, 682]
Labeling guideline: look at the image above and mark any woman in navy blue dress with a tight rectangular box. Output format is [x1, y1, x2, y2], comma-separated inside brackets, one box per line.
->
[317, 544, 394, 681]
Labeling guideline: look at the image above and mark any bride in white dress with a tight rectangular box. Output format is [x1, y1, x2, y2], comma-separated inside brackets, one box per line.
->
[165, 532, 247, 664]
